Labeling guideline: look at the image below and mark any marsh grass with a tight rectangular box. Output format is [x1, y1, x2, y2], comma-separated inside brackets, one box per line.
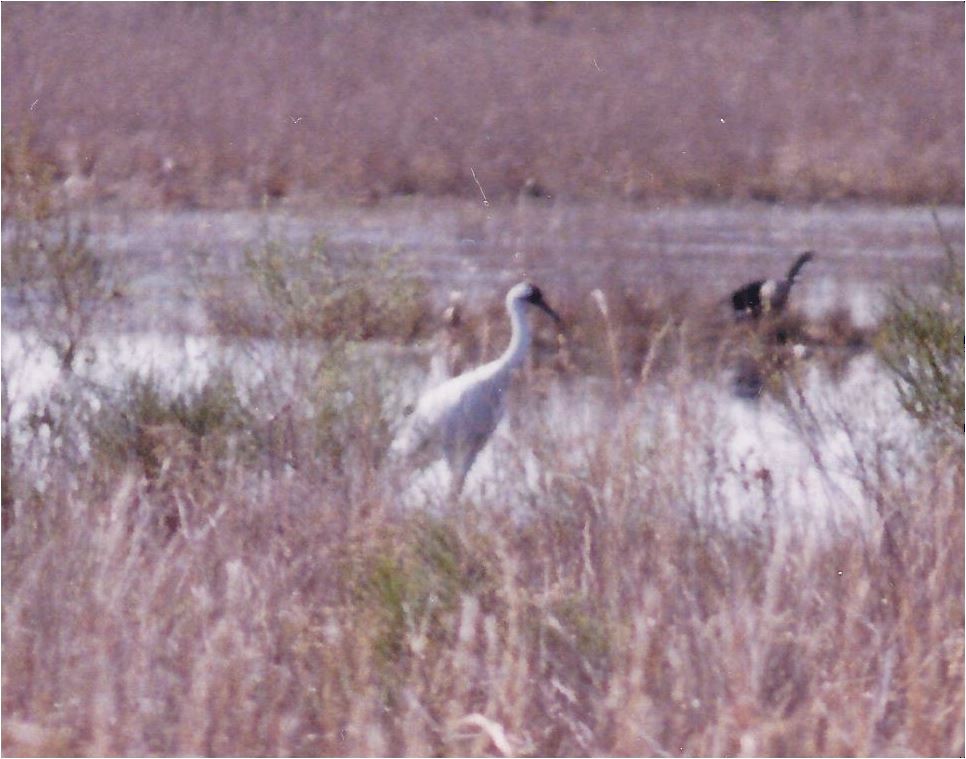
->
[2, 135, 122, 371]
[3, 4, 962, 208]
[200, 234, 431, 343]
[3, 282, 962, 756]
[876, 215, 965, 446]
[2, 154, 963, 758]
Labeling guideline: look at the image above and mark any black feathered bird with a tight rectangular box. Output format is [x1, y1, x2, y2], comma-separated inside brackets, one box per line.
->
[731, 251, 815, 319]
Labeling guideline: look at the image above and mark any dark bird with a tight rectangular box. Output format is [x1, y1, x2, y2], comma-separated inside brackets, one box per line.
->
[731, 251, 815, 319]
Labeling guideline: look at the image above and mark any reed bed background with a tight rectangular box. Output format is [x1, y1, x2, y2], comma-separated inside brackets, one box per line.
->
[3, 3, 963, 209]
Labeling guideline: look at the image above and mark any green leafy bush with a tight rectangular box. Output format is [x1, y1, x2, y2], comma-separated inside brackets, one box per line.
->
[203, 234, 430, 343]
[877, 223, 964, 446]
[90, 372, 254, 481]
[346, 518, 493, 668]
[2, 132, 120, 372]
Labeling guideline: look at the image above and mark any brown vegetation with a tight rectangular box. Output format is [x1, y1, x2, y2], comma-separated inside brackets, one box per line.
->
[2, 326, 962, 756]
[3, 3, 963, 209]
[3, 187, 964, 758]
[2, 7, 964, 755]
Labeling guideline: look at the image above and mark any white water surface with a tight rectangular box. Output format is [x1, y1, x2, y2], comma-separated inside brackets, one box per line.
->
[5, 327, 913, 535]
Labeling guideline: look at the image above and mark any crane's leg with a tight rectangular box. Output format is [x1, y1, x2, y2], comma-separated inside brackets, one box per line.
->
[445, 446, 467, 499]
[448, 439, 484, 500]
[450, 470, 467, 500]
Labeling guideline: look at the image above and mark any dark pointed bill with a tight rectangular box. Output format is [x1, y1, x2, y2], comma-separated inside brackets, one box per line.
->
[526, 286, 562, 325]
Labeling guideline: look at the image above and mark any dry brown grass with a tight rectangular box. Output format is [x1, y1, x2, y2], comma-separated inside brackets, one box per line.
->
[3, 3, 963, 209]
[3, 255, 963, 755]
[2, 49, 963, 752]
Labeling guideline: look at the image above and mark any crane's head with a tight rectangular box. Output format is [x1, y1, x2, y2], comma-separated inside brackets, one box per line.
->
[510, 282, 562, 325]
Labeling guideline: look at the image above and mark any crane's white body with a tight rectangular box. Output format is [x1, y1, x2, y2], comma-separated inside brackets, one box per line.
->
[391, 283, 557, 494]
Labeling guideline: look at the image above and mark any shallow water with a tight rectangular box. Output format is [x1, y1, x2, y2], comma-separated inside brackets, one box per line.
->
[4, 200, 957, 333]
[2, 325, 916, 536]
[2, 201, 952, 532]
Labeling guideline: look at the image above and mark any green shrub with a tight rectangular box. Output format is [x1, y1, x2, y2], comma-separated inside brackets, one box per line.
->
[90, 371, 254, 480]
[202, 234, 430, 343]
[198, 232, 431, 469]
[2, 131, 119, 372]
[877, 221, 964, 447]
[347, 518, 493, 669]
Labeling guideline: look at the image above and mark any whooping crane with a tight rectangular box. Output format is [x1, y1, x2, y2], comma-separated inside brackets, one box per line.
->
[391, 282, 561, 495]
[731, 251, 815, 319]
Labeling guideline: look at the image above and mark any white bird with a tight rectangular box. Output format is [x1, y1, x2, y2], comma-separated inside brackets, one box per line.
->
[391, 282, 561, 495]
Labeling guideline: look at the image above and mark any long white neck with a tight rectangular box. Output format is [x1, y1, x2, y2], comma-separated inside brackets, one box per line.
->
[494, 297, 531, 376]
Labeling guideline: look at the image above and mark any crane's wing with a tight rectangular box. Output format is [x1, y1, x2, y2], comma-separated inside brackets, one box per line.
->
[389, 374, 469, 464]
[389, 366, 506, 471]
